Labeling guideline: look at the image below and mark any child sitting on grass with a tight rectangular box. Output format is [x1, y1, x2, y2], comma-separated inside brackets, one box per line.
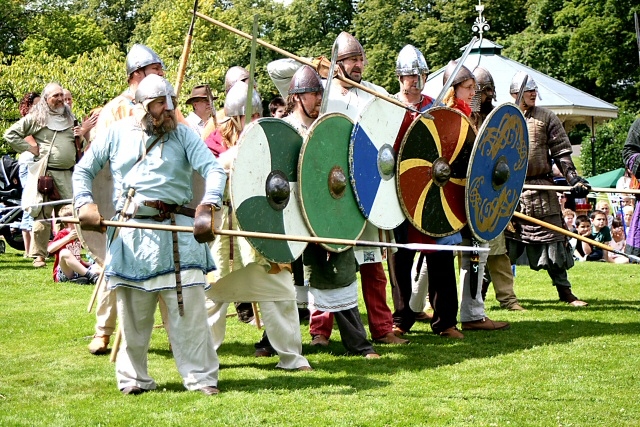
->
[589, 209, 612, 262]
[47, 204, 101, 284]
[572, 215, 592, 262]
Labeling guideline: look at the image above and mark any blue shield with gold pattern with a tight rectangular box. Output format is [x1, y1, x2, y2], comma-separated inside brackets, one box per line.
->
[465, 103, 529, 242]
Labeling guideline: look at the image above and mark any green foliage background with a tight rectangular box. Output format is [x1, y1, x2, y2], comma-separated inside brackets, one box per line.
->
[1, 0, 639, 168]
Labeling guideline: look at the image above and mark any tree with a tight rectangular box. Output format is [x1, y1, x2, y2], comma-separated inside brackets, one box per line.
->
[502, 0, 640, 110]
[21, 11, 110, 60]
[0, 45, 125, 154]
[0, 0, 31, 55]
[580, 111, 638, 177]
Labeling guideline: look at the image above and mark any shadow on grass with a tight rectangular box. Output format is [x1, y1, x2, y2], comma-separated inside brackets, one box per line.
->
[518, 298, 640, 312]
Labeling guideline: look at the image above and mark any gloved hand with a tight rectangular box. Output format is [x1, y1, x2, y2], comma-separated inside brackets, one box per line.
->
[311, 56, 332, 79]
[194, 203, 217, 243]
[77, 203, 106, 233]
[569, 175, 591, 198]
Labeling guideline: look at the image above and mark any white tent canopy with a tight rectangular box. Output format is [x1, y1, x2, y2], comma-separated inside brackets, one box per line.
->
[423, 38, 618, 130]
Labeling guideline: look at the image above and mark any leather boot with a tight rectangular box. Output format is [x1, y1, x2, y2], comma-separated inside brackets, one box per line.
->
[88, 335, 110, 355]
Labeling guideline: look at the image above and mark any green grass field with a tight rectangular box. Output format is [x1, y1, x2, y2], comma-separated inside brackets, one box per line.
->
[1, 244, 639, 426]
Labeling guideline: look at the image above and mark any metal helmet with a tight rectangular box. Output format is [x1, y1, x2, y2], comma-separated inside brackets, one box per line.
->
[224, 81, 262, 117]
[288, 65, 324, 95]
[336, 31, 366, 63]
[134, 74, 176, 110]
[471, 66, 496, 111]
[125, 44, 165, 77]
[442, 60, 475, 87]
[396, 45, 429, 76]
[510, 71, 537, 94]
[396, 44, 429, 91]
[224, 66, 250, 94]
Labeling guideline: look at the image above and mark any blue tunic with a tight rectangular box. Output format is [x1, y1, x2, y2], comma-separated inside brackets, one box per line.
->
[73, 117, 226, 290]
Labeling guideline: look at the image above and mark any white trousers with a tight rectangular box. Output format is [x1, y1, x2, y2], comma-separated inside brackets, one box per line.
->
[115, 286, 219, 391]
[207, 300, 309, 370]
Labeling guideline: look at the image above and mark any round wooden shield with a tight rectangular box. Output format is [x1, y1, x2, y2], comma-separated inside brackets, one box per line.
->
[466, 103, 529, 242]
[349, 98, 407, 230]
[299, 113, 366, 252]
[397, 107, 476, 237]
[76, 166, 116, 266]
[231, 118, 310, 263]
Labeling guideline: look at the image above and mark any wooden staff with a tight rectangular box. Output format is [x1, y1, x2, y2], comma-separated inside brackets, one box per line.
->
[59, 217, 489, 253]
[523, 184, 640, 195]
[194, 11, 432, 119]
[513, 211, 640, 262]
[174, 0, 199, 97]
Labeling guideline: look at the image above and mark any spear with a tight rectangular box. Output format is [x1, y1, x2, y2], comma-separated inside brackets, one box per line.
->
[174, 0, 199, 97]
[523, 184, 640, 195]
[58, 217, 489, 253]
[195, 11, 433, 119]
[513, 211, 640, 263]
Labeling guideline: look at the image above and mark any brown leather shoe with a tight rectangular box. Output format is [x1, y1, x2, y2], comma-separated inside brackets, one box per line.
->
[121, 386, 147, 395]
[568, 300, 588, 307]
[392, 325, 407, 336]
[508, 303, 526, 311]
[298, 365, 314, 371]
[32, 256, 46, 268]
[439, 327, 464, 339]
[462, 317, 510, 331]
[414, 311, 433, 322]
[88, 335, 110, 355]
[310, 334, 329, 346]
[364, 353, 380, 359]
[199, 386, 219, 396]
[254, 347, 275, 357]
[374, 332, 409, 345]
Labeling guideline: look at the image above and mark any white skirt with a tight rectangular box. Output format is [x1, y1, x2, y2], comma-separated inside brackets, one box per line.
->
[308, 280, 358, 312]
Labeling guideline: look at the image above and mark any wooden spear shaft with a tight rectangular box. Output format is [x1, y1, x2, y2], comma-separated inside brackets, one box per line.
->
[523, 184, 640, 195]
[174, 0, 199, 96]
[59, 217, 488, 253]
[194, 11, 430, 118]
[513, 211, 640, 262]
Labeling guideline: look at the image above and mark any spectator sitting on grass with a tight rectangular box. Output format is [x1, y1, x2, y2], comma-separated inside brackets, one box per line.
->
[571, 215, 592, 262]
[563, 208, 576, 232]
[608, 219, 629, 264]
[47, 204, 101, 284]
[590, 209, 612, 262]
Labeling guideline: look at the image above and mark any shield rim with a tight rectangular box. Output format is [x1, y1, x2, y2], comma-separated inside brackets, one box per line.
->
[465, 102, 529, 242]
[396, 106, 474, 237]
[348, 97, 407, 230]
[298, 112, 366, 253]
[230, 117, 309, 263]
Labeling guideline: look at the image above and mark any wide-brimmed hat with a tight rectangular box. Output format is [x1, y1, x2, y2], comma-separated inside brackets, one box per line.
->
[186, 85, 217, 104]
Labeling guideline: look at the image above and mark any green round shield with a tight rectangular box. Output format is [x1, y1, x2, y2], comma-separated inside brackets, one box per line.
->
[298, 113, 366, 252]
[231, 118, 310, 263]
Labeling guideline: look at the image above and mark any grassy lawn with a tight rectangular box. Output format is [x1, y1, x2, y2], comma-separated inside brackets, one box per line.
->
[1, 243, 639, 426]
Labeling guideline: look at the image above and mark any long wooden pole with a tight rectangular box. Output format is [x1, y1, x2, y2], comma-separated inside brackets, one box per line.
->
[174, 0, 199, 97]
[513, 211, 640, 262]
[523, 184, 640, 195]
[194, 11, 432, 119]
[59, 217, 488, 253]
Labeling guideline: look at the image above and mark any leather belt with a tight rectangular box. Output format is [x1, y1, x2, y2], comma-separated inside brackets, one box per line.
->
[141, 200, 195, 221]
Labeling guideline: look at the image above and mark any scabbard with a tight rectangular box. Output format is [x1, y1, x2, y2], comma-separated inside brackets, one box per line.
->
[171, 213, 184, 316]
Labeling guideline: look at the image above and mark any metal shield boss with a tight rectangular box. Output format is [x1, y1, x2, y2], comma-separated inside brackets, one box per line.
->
[230, 118, 310, 263]
[466, 103, 529, 242]
[349, 98, 407, 230]
[299, 113, 366, 252]
[397, 107, 475, 237]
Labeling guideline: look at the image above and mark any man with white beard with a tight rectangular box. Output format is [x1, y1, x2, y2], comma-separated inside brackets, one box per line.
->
[4, 82, 77, 268]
